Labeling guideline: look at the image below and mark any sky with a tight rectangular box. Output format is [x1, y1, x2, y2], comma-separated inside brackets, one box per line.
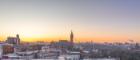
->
[0, 0, 140, 43]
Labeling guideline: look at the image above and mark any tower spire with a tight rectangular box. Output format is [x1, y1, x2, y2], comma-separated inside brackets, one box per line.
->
[16, 34, 20, 45]
[70, 30, 74, 43]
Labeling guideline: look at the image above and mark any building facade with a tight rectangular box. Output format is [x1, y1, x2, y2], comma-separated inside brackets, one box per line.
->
[6, 34, 20, 45]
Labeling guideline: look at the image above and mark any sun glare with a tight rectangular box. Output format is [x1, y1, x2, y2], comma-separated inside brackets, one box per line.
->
[7, 24, 46, 38]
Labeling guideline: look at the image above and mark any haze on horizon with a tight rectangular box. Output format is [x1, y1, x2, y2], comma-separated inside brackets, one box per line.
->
[0, 0, 140, 43]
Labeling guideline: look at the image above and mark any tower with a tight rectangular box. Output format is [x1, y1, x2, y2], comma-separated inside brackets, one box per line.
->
[16, 34, 20, 45]
[70, 30, 74, 44]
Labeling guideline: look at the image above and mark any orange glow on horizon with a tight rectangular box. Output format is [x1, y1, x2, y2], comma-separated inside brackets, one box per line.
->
[0, 35, 138, 43]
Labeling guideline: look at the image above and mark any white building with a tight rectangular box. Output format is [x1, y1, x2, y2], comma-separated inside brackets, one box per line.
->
[58, 52, 80, 60]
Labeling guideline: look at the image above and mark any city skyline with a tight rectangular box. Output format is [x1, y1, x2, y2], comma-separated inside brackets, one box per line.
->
[0, 0, 140, 43]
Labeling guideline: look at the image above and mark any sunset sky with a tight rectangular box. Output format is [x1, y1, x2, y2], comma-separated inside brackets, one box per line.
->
[0, 0, 140, 43]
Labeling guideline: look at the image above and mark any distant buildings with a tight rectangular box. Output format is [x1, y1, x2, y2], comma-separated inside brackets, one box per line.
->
[50, 30, 75, 50]
[6, 34, 20, 45]
[0, 32, 123, 60]
[58, 40, 72, 49]
[0, 43, 14, 59]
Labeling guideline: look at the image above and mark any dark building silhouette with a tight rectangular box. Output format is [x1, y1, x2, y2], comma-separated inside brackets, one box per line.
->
[70, 30, 74, 50]
[50, 30, 75, 50]
[70, 30, 74, 44]
[6, 34, 20, 45]
[16, 34, 20, 45]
